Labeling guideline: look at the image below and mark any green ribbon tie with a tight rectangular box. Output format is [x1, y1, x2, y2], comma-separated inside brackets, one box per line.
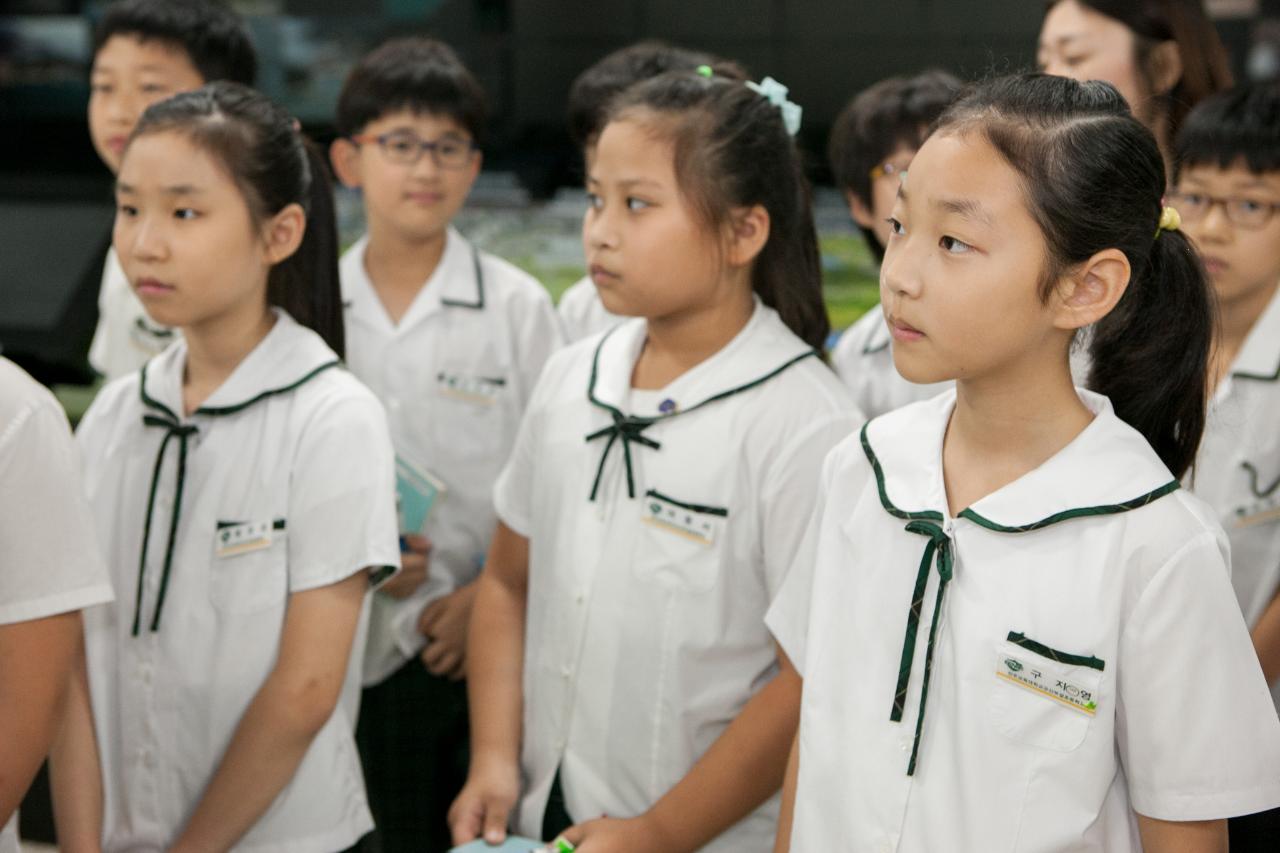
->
[133, 413, 198, 635]
[585, 412, 661, 501]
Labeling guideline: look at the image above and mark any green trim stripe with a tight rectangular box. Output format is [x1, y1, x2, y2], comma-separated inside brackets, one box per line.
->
[958, 479, 1180, 533]
[1007, 632, 1105, 671]
[645, 489, 728, 518]
[441, 246, 486, 309]
[859, 423, 943, 523]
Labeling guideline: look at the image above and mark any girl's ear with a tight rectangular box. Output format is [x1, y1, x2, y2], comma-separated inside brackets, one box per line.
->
[329, 138, 362, 189]
[1147, 40, 1183, 97]
[725, 204, 771, 269]
[262, 202, 307, 266]
[1053, 247, 1130, 331]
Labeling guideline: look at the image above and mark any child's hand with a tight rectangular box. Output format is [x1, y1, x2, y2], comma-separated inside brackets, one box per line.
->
[558, 814, 676, 853]
[418, 581, 477, 680]
[447, 759, 520, 847]
[381, 534, 430, 599]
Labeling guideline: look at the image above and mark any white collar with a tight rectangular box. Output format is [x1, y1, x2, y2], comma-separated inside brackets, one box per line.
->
[863, 388, 1179, 531]
[1230, 285, 1280, 383]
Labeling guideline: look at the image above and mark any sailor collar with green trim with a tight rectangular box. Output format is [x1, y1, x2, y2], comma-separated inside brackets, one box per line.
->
[584, 300, 818, 500]
[139, 309, 340, 420]
[863, 387, 1180, 531]
[1230, 285, 1280, 383]
[340, 227, 485, 334]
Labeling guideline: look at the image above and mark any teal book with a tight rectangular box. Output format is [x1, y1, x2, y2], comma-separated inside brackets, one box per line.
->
[448, 839, 544, 852]
[395, 454, 445, 534]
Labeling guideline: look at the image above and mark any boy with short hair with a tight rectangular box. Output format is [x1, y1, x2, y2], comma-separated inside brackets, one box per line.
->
[557, 41, 745, 342]
[87, 0, 257, 380]
[826, 70, 961, 417]
[1173, 80, 1280, 852]
[329, 36, 562, 852]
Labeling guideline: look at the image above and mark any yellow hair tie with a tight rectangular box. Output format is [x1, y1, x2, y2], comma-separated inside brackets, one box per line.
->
[1155, 205, 1181, 238]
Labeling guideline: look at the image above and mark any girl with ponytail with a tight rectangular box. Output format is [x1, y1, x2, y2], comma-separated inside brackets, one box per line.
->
[449, 67, 860, 851]
[52, 81, 400, 853]
[768, 73, 1280, 853]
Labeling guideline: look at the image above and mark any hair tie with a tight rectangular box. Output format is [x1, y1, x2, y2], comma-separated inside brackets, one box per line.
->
[1155, 205, 1181, 239]
[696, 64, 713, 78]
[745, 76, 803, 136]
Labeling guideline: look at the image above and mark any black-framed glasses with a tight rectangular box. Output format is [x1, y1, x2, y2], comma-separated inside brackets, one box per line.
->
[351, 130, 477, 169]
[869, 160, 909, 181]
[1168, 191, 1280, 230]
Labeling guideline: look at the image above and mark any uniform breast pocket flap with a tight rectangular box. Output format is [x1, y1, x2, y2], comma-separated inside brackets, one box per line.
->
[987, 631, 1105, 752]
[434, 369, 507, 407]
[211, 519, 288, 614]
[635, 490, 727, 592]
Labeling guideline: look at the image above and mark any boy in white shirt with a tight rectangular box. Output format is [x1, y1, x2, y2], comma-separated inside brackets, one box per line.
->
[329, 37, 563, 852]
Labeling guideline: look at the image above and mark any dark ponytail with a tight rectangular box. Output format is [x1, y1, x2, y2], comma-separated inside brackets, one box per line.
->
[129, 81, 345, 358]
[604, 68, 830, 352]
[936, 73, 1212, 478]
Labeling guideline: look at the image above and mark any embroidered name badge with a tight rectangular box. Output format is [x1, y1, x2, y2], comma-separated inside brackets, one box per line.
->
[436, 371, 505, 405]
[996, 653, 1098, 716]
[642, 493, 724, 546]
[215, 521, 274, 558]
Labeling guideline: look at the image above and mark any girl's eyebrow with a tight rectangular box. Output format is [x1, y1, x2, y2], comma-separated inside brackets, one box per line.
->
[935, 196, 993, 226]
[115, 182, 205, 196]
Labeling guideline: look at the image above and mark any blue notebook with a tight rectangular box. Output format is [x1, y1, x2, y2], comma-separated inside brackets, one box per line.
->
[395, 454, 445, 534]
[448, 839, 543, 852]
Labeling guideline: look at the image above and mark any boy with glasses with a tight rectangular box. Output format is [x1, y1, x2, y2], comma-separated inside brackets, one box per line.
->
[826, 71, 961, 417]
[1173, 80, 1280, 853]
[329, 36, 563, 852]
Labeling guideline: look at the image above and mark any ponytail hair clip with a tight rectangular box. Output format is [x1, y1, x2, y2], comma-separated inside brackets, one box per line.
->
[1155, 205, 1181, 238]
[746, 76, 803, 136]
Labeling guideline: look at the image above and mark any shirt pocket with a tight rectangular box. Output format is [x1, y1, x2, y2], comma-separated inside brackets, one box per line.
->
[427, 366, 511, 464]
[633, 489, 728, 593]
[987, 632, 1105, 752]
[210, 519, 288, 614]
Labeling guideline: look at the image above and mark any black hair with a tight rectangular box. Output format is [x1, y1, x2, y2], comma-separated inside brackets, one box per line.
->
[93, 0, 256, 86]
[1174, 81, 1280, 179]
[828, 70, 963, 261]
[566, 40, 747, 149]
[130, 82, 344, 357]
[334, 37, 487, 145]
[936, 72, 1212, 478]
[603, 68, 829, 353]
[1048, 0, 1233, 143]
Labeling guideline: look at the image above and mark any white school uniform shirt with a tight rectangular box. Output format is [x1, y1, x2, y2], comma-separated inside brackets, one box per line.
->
[88, 247, 179, 381]
[341, 228, 564, 685]
[495, 300, 862, 851]
[768, 388, 1280, 853]
[830, 304, 949, 418]
[1193, 286, 1280, 711]
[556, 274, 624, 342]
[0, 358, 114, 853]
[76, 310, 400, 853]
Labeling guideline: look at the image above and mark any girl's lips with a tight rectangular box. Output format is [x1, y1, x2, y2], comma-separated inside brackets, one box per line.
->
[106, 136, 127, 154]
[1202, 256, 1229, 275]
[589, 264, 619, 286]
[888, 316, 925, 343]
[135, 278, 175, 296]
[405, 191, 444, 205]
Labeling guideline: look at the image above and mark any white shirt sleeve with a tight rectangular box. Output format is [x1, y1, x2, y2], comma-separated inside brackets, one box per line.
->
[1117, 530, 1280, 820]
[286, 390, 400, 592]
[0, 379, 113, 624]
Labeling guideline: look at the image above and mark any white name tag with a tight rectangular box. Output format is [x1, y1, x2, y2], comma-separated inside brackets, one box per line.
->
[642, 493, 723, 546]
[437, 372, 504, 405]
[1234, 500, 1280, 529]
[996, 652, 1099, 716]
[215, 521, 274, 558]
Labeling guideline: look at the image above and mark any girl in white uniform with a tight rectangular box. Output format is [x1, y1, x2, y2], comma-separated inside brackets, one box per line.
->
[769, 73, 1280, 853]
[53, 83, 400, 853]
[448, 68, 861, 851]
[0, 358, 114, 853]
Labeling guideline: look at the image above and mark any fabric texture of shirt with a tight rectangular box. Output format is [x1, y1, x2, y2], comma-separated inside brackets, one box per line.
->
[0, 357, 114, 853]
[76, 311, 400, 853]
[341, 227, 564, 685]
[495, 301, 862, 851]
[768, 389, 1280, 852]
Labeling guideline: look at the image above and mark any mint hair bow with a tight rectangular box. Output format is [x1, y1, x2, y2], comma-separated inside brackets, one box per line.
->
[745, 76, 802, 136]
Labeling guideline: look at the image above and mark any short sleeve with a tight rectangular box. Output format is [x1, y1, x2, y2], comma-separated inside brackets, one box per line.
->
[1117, 530, 1280, 820]
[766, 442, 843, 676]
[0, 389, 113, 624]
[286, 390, 400, 592]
